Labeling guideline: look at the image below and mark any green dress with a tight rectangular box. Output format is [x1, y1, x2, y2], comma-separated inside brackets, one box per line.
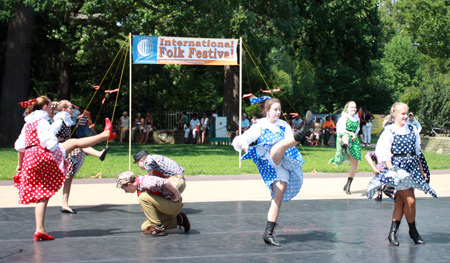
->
[330, 116, 361, 165]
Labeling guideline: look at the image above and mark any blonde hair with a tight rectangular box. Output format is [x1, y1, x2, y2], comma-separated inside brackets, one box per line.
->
[342, 101, 357, 115]
[25, 95, 51, 115]
[383, 102, 409, 126]
[54, 100, 72, 112]
[261, 98, 281, 116]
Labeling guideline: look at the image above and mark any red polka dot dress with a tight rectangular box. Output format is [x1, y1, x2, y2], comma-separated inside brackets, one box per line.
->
[14, 111, 70, 204]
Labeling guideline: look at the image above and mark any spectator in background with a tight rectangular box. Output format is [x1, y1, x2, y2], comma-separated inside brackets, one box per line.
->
[251, 113, 259, 125]
[309, 116, 322, 146]
[291, 113, 303, 132]
[361, 107, 375, 147]
[199, 112, 210, 144]
[184, 114, 200, 144]
[118, 111, 129, 143]
[76, 107, 95, 138]
[357, 106, 364, 143]
[406, 112, 422, 133]
[177, 112, 189, 131]
[211, 110, 218, 118]
[321, 115, 336, 146]
[132, 113, 145, 142]
[142, 112, 155, 144]
[236, 113, 250, 135]
[332, 115, 338, 126]
[71, 105, 81, 138]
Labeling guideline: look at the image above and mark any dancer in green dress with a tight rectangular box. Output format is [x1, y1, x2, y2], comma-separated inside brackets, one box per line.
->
[329, 101, 361, 194]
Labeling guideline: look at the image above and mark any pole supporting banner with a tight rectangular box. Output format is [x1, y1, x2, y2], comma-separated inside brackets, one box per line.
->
[133, 36, 239, 66]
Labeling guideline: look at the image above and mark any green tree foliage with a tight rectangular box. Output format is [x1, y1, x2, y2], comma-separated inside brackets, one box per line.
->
[3, 0, 450, 143]
[289, 0, 383, 112]
[379, 34, 423, 113]
[395, 0, 450, 73]
[418, 73, 450, 129]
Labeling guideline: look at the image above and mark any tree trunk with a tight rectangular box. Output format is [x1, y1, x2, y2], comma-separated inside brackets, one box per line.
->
[223, 65, 239, 131]
[0, 4, 34, 146]
[56, 58, 72, 100]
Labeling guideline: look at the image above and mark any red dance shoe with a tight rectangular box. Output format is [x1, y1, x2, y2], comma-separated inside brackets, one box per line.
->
[104, 118, 117, 140]
[34, 231, 55, 241]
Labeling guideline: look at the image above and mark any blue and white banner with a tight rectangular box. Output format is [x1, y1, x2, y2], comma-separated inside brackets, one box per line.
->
[133, 35, 238, 66]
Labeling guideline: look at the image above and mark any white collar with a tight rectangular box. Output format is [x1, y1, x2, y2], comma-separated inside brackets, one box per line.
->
[53, 111, 74, 126]
[25, 110, 50, 123]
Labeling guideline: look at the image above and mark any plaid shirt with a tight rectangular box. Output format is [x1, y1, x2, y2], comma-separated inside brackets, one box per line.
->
[144, 155, 185, 177]
[137, 176, 173, 199]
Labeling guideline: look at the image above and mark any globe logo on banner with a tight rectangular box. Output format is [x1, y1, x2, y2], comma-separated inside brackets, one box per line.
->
[132, 36, 158, 64]
[137, 38, 153, 57]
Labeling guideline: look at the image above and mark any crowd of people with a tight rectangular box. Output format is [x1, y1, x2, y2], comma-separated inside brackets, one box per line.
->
[12, 95, 435, 249]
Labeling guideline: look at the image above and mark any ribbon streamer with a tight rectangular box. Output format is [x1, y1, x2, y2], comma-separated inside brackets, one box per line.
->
[105, 88, 119, 94]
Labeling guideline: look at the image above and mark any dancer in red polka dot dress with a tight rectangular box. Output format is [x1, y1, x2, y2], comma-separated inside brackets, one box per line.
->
[14, 95, 116, 241]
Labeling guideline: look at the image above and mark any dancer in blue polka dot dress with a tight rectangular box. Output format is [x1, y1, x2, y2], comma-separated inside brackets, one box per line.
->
[232, 98, 312, 246]
[365, 102, 436, 246]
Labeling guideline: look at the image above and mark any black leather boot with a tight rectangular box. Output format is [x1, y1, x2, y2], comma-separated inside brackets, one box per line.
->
[343, 177, 353, 195]
[294, 111, 313, 142]
[408, 222, 425, 244]
[263, 221, 281, 246]
[388, 220, 400, 246]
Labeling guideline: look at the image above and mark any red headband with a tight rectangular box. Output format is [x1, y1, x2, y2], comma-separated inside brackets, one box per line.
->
[18, 98, 37, 108]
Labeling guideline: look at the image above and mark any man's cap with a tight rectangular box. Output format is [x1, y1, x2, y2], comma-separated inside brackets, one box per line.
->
[116, 171, 135, 188]
[133, 150, 149, 163]
[409, 112, 414, 116]
[242, 113, 247, 117]
[123, 111, 128, 115]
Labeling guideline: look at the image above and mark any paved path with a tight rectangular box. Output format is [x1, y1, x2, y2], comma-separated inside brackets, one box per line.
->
[1, 170, 449, 208]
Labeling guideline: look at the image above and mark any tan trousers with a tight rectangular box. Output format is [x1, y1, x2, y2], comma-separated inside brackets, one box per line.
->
[139, 192, 183, 231]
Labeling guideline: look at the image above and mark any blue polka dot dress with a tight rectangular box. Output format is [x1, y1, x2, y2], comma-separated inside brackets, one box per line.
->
[366, 125, 437, 198]
[236, 119, 304, 202]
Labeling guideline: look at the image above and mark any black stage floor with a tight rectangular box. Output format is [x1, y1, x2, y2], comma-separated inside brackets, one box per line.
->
[1, 198, 450, 263]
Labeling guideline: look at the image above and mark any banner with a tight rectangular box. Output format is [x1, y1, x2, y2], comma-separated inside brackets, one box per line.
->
[133, 36, 238, 66]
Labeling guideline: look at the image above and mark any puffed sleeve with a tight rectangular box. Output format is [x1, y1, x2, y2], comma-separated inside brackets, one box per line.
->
[336, 115, 347, 134]
[14, 125, 27, 152]
[283, 121, 294, 139]
[375, 129, 394, 163]
[413, 126, 422, 156]
[50, 118, 63, 136]
[37, 119, 59, 152]
[232, 122, 261, 151]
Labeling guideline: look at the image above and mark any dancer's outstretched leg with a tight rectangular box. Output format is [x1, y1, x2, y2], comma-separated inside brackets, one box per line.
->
[271, 111, 313, 165]
[63, 118, 115, 154]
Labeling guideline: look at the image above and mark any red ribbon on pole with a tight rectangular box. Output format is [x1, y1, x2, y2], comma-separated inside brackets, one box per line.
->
[105, 88, 119, 94]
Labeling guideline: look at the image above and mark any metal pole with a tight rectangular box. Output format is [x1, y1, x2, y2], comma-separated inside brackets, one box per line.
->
[239, 37, 242, 168]
[128, 33, 132, 170]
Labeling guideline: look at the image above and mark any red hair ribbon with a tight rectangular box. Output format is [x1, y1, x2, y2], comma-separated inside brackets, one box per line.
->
[105, 88, 119, 94]
[18, 98, 37, 108]
[260, 89, 280, 93]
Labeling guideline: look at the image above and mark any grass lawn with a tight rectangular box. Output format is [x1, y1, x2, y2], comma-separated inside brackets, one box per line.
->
[1, 143, 450, 180]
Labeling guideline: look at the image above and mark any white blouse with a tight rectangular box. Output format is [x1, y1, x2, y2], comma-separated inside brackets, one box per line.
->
[15, 110, 59, 152]
[375, 124, 421, 163]
[50, 111, 74, 135]
[232, 117, 293, 151]
[336, 113, 360, 134]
